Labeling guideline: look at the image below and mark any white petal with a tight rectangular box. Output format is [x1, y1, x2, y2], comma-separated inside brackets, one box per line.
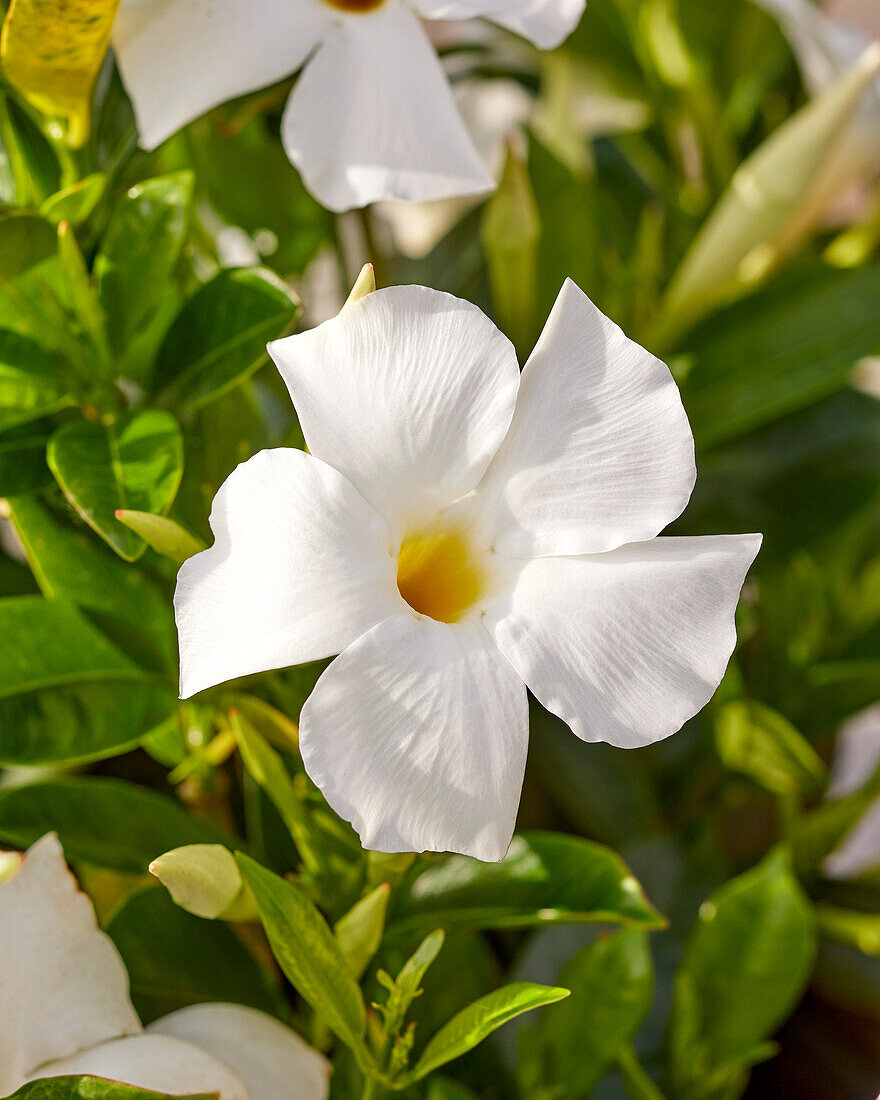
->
[175, 448, 401, 699]
[825, 706, 880, 878]
[299, 615, 528, 861]
[413, 0, 585, 49]
[27, 1035, 248, 1099]
[280, 4, 494, 211]
[114, 0, 331, 150]
[269, 286, 520, 544]
[0, 834, 141, 1096]
[149, 1004, 330, 1100]
[485, 535, 762, 749]
[474, 279, 696, 558]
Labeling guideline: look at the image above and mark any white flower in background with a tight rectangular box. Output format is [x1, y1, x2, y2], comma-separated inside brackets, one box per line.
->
[0, 834, 329, 1100]
[111, 0, 585, 212]
[825, 706, 880, 878]
[752, 0, 880, 211]
[175, 280, 761, 862]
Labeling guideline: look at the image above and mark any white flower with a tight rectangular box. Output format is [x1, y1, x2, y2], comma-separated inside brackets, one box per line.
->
[111, 0, 585, 212]
[175, 280, 761, 863]
[825, 706, 880, 878]
[0, 834, 329, 1100]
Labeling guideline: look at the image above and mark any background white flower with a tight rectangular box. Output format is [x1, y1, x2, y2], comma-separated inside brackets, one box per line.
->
[175, 280, 762, 863]
[112, 0, 585, 212]
[0, 834, 329, 1100]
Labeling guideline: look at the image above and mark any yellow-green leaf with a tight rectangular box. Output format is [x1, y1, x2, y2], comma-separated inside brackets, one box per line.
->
[0, 0, 121, 147]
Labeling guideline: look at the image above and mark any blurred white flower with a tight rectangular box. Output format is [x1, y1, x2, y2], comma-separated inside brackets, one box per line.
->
[825, 706, 880, 879]
[752, 0, 880, 214]
[0, 834, 329, 1100]
[112, 0, 584, 212]
[175, 280, 761, 862]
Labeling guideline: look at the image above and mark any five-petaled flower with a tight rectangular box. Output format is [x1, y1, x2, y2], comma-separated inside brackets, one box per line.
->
[175, 278, 762, 862]
[0, 834, 329, 1099]
[111, 0, 585, 211]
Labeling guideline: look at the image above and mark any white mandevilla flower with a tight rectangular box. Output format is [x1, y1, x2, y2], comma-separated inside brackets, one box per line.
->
[111, 0, 585, 212]
[175, 279, 762, 863]
[0, 834, 329, 1099]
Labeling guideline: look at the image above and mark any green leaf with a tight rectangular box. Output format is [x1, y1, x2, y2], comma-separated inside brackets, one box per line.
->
[815, 904, 880, 956]
[8, 496, 176, 670]
[389, 832, 664, 935]
[95, 172, 194, 355]
[668, 849, 816, 1095]
[114, 509, 205, 564]
[39, 173, 107, 226]
[407, 983, 569, 1083]
[153, 267, 300, 412]
[682, 264, 880, 448]
[618, 1046, 666, 1100]
[792, 764, 880, 875]
[0, 212, 56, 281]
[0, 777, 237, 872]
[48, 410, 184, 560]
[715, 700, 827, 797]
[659, 45, 880, 339]
[57, 221, 112, 373]
[106, 886, 284, 1023]
[7, 1078, 216, 1100]
[0, 329, 71, 432]
[236, 853, 368, 1056]
[536, 929, 654, 1097]
[393, 929, 446, 1020]
[0, 429, 51, 495]
[334, 883, 390, 980]
[0, 596, 173, 765]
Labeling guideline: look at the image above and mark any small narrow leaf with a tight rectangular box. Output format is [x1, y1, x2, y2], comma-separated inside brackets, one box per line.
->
[236, 853, 369, 1057]
[408, 982, 569, 1083]
[40, 173, 107, 225]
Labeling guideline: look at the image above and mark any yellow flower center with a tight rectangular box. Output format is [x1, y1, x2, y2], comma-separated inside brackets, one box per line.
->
[397, 527, 486, 624]
[323, 0, 386, 11]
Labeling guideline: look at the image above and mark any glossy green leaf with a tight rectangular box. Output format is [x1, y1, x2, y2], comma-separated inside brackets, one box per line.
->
[0, 212, 56, 281]
[537, 929, 654, 1097]
[48, 410, 184, 560]
[0, 777, 236, 872]
[7, 1078, 215, 1100]
[95, 172, 194, 355]
[57, 221, 112, 372]
[153, 267, 300, 412]
[236, 853, 368, 1055]
[715, 699, 827, 797]
[0, 428, 51, 495]
[682, 264, 880, 448]
[0, 596, 173, 765]
[668, 849, 815, 1095]
[0, 329, 70, 432]
[39, 173, 107, 225]
[114, 509, 205, 564]
[106, 886, 284, 1023]
[389, 832, 665, 935]
[8, 496, 176, 670]
[407, 982, 569, 1083]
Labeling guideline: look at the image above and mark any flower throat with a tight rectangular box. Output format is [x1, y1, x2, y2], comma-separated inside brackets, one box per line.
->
[397, 527, 485, 624]
[323, 0, 386, 11]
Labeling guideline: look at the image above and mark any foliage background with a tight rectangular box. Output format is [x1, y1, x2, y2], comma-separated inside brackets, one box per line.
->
[1, 0, 880, 1097]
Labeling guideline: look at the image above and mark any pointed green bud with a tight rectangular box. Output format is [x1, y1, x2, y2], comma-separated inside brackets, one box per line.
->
[659, 43, 880, 344]
[344, 263, 377, 309]
[150, 844, 257, 921]
[115, 510, 206, 564]
[481, 141, 541, 355]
